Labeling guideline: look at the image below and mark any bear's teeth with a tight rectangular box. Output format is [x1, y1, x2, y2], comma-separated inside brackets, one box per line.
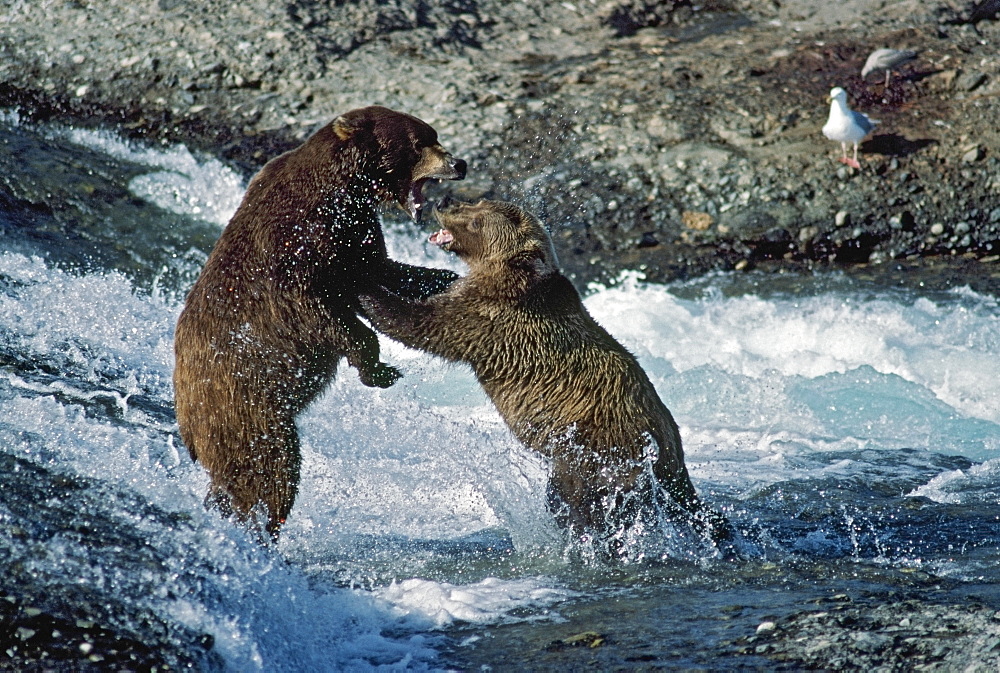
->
[429, 229, 454, 246]
[407, 180, 428, 221]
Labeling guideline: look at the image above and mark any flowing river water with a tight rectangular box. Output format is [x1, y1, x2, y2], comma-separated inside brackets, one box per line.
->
[1, 113, 999, 670]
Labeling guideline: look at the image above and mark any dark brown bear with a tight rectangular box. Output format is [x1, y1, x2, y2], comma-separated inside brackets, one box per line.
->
[360, 199, 729, 548]
[174, 106, 466, 541]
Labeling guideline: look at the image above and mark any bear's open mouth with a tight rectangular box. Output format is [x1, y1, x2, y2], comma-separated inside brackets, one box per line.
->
[429, 228, 454, 248]
[406, 179, 428, 221]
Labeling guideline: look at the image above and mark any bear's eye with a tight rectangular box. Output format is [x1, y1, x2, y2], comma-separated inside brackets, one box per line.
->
[467, 218, 480, 233]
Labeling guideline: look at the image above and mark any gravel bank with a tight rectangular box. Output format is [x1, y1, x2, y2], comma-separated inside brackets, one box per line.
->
[2, 1, 999, 291]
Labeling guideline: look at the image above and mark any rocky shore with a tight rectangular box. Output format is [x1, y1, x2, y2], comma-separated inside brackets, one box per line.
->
[2, 0, 999, 293]
[738, 597, 1000, 671]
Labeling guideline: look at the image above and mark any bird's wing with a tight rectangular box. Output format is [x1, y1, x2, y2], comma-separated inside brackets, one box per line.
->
[851, 110, 879, 132]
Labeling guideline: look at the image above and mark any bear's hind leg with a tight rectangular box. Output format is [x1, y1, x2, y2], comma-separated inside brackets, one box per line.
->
[656, 467, 734, 548]
[203, 414, 302, 543]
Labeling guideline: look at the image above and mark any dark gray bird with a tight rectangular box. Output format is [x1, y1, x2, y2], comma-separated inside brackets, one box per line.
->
[945, 0, 1000, 28]
[968, 0, 1000, 25]
[861, 48, 918, 87]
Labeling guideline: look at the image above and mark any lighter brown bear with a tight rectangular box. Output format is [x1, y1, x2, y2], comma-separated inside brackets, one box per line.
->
[174, 106, 466, 542]
[360, 199, 729, 549]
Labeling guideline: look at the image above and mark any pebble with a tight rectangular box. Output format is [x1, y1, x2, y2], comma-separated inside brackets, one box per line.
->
[932, 69, 958, 90]
[757, 621, 777, 634]
[962, 146, 983, 163]
[930, 223, 945, 236]
[956, 71, 987, 92]
[682, 210, 713, 231]
[835, 210, 850, 227]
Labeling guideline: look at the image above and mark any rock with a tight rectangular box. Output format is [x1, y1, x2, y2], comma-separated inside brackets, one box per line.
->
[962, 145, 984, 163]
[930, 68, 960, 91]
[748, 601, 1000, 671]
[547, 631, 606, 650]
[682, 210, 713, 231]
[798, 225, 819, 242]
[957, 71, 988, 92]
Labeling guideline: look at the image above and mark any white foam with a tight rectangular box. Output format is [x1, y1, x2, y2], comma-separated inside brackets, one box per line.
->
[57, 127, 245, 226]
[283, 370, 564, 559]
[0, 253, 175, 396]
[374, 576, 575, 628]
[582, 273, 1000, 467]
[909, 458, 1000, 504]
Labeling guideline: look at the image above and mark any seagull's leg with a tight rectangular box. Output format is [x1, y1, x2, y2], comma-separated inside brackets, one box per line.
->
[846, 142, 861, 169]
[885, 69, 891, 88]
[837, 141, 856, 167]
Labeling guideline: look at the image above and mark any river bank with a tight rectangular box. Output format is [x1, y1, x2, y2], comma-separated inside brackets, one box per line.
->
[2, 0, 999, 293]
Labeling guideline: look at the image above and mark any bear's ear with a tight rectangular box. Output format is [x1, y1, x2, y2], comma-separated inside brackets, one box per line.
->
[332, 113, 364, 141]
[510, 243, 554, 277]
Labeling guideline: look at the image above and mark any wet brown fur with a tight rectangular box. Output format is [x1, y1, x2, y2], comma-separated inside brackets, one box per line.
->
[361, 199, 726, 542]
[173, 106, 465, 541]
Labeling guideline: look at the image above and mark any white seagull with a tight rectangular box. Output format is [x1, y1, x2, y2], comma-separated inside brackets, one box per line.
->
[822, 87, 879, 169]
[861, 48, 918, 87]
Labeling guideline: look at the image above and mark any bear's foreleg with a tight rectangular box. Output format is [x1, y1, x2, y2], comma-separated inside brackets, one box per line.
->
[338, 313, 402, 388]
[358, 289, 461, 362]
[381, 260, 458, 299]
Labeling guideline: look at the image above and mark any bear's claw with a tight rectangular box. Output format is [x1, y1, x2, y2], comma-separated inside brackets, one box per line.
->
[358, 362, 403, 388]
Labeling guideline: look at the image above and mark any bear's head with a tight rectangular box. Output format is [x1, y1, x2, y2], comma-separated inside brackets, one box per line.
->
[430, 199, 558, 274]
[331, 106, 467, 221]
